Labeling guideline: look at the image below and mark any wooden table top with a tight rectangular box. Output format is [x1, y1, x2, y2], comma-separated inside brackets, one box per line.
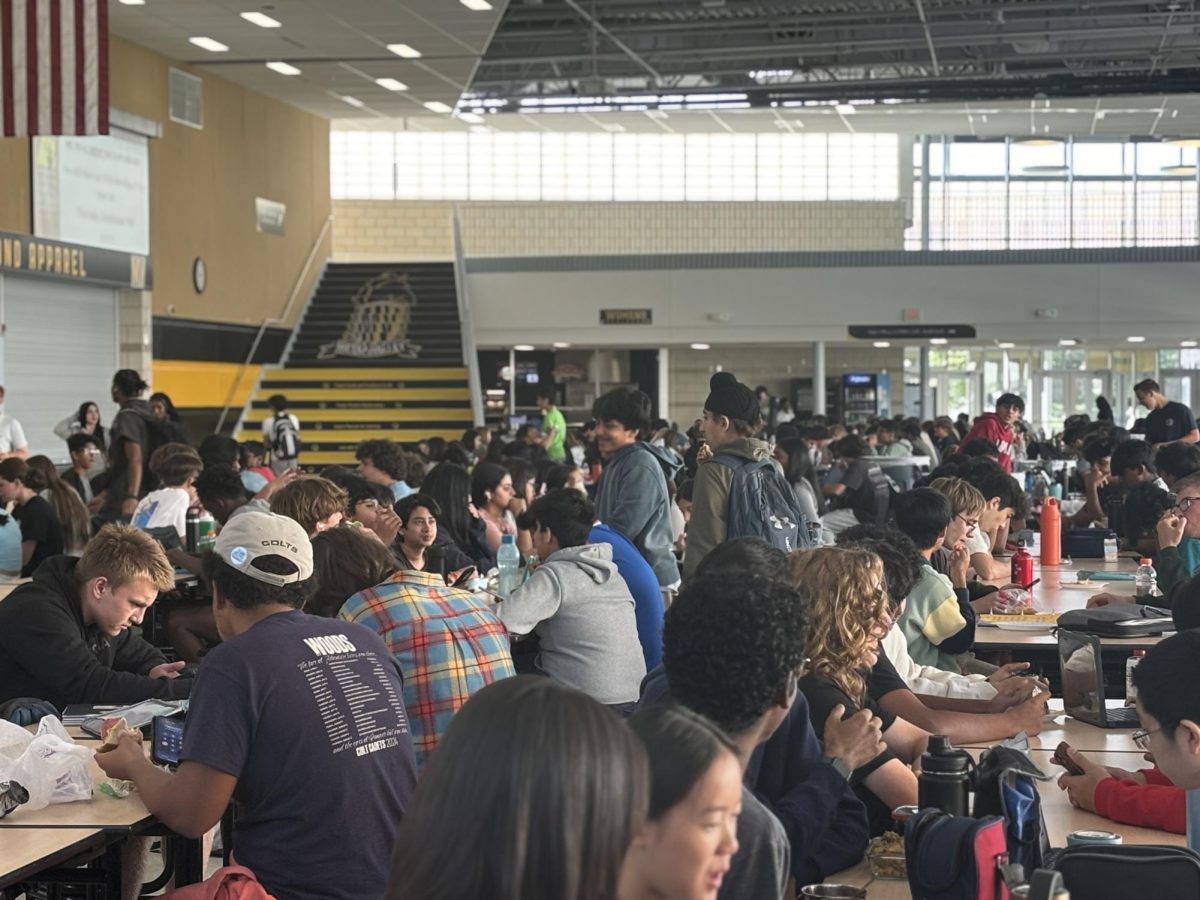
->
[0, 827, 104, 888]
[821, 746, 1183, 899]
[974, 557, 1172, 648]
[957, 700, 1143, 753]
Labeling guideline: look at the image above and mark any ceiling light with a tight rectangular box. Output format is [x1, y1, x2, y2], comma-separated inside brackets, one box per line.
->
[1165, 137, 1200, 148]
[375, 78, 408, 92]
[423, 101, 453, 114]
[873, 341, 891, 348]
[469, 125, 492, 135]
[690, 343, 711, 350]
[998, 342, 1015, 349]
[1014, 137, 1063, 146]
[1022, 165, 1069, 174]
[1161, 165, 1197, 176]
[553, 342, 572, 349]
[460, 0, 493, 9]
[387, 43, 422, 58]
[240, 11, 281, 28]
[1182, 340, 1198, 348]
[189, 36, 229, 52]
[513, 344, 534, 352]
[1059, 339, 1078, 346]
[456, 112, 485, 125]
[266, 61, 300, 76]
[929, 338, 949, 345]
[835, 103, 856, 115]
[118, 0, 145, 5]
[1127, 336, 1147, 343]
[340, 96, 365, 109]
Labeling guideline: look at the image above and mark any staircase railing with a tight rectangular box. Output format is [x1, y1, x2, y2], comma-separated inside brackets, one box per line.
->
[453, 208, 486, 427]
[215, 215, 334, 435]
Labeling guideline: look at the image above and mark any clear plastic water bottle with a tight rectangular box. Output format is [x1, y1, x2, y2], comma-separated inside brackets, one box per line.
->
[497, 534, 521, 598]
[1134, 557, 1158, 601]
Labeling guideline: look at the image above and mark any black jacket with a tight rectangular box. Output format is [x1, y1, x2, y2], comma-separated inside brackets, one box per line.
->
[0, 556, 192, 710]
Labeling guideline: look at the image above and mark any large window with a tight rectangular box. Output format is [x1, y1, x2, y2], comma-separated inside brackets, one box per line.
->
[331, 130, 900, 202]
[908, 138, 1200, 250]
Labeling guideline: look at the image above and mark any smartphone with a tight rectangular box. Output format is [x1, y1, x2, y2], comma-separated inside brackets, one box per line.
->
[1052, 741, 1084, 776]
[151, 715, 186, 768]
[451, 566, 478, 588]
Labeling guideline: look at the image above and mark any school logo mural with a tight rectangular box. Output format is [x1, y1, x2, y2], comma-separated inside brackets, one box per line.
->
[318, 271, 423, 360]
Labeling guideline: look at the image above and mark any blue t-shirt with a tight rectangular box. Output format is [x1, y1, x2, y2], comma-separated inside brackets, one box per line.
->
[240, 470, 269, 494]
[0, 514, 23, 574]
[590, 523, 664, 670]
[391, 480, 414, 503]
[180, 610, 417, 900]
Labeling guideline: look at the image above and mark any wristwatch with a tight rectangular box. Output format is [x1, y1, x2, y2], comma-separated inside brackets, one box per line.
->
[823, 755, 853, 780]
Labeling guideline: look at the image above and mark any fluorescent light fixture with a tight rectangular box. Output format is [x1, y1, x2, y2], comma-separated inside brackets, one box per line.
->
[835, 103, 856, 115]
[513, 344, 535, 352]
[552, 342, 572, 349]
[1022, 165, 1069, 174]
[340, 96, 365, 109]
[1059, 339, 1078, 346]
[375, 78, 408, 92]
[266, 61, 300, 75]
[456, 112, 485, 125]
[1014, 137, 1062, 146]
[1127, 336, 1147, 343]
[460, 0, 493, 9]
[240, 11, 281, 28]
[386, 43, 422, 58]
[873, 341, 891, 348]
[1182, 340, 1198, 348]
[1161, 165, 1197, 176]
[929, 337, 949, 345]
[189, 36, 229, 52]
[998, 342, 1015, 349]
[690, 343, 711, 350]
[1165, 137, 1200, 148]
[423, 101, 453, 114]
[118, 0, 145, 5]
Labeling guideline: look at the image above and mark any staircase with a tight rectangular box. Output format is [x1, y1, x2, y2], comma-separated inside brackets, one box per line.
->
[235, 262, 474, 467]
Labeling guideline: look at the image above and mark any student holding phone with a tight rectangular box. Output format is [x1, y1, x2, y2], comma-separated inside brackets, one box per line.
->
[1055, 741, 1185, 834]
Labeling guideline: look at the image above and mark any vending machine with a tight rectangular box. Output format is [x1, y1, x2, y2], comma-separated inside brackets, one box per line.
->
[841, 373, 891, 426]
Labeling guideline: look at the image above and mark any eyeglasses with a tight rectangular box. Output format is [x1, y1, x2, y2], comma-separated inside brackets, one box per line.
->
[1132, 727, 1161, 751]
[1175, 496, 1200, 514]
[956, 513, 979, 530]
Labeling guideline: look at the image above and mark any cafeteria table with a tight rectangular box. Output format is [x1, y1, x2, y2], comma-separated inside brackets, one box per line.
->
[0, 827, 106, 890]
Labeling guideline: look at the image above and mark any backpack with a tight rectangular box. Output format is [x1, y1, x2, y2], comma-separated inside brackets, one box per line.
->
[972, 745, 1052, 876]
[905, 808, 1015, 900]
[270, 413, 301, 460]
[1053, 843, 1200, 899]
[710, 452, 814, 553]
[1056, 603, 1173, 637]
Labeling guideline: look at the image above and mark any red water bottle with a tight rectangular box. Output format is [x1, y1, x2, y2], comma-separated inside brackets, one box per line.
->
[1011, 540, 1034, 589]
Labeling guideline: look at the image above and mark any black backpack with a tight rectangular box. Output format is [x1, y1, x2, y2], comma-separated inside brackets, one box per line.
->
[1056, 603, 1173, 637]
[709, 452, 814, 553]
[1054, 844, 1200, 899]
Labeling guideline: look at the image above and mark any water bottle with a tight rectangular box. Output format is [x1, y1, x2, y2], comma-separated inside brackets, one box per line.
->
[1039, 497, 1062, 566]
[1126, 649, 1145, 706]
[496, 534, 521, 598]
[185, 507, 200, 554]
[1011, 540, 1034, 589]
[1134, 557, 1158, 601]
[918, 735, 972, 817]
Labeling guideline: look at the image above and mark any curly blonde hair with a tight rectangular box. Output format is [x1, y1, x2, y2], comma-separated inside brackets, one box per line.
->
[789, 547, 890, 702]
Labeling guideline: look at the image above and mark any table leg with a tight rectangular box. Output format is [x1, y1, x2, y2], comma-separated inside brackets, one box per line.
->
[169, 835, 203, 887]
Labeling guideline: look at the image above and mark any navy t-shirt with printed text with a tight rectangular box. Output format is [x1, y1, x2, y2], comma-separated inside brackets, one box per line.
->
[180, 609, 417, 900]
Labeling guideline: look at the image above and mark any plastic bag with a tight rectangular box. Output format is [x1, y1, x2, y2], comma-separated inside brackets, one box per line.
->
[992, 587, 1041, 615]
[0, 717, 94, 810]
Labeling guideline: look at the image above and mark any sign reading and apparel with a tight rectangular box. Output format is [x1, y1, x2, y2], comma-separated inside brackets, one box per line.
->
[600, 308, 653, 325]
[849, 324, 976, 340]
[0, 230, 151, 289]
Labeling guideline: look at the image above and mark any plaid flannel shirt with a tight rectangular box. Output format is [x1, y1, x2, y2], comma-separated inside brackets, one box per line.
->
[339, 570, 515, 769]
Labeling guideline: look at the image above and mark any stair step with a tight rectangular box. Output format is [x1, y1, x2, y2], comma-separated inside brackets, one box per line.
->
[262, 367, 467, 381]
[261, 378, 466, 391]
[244, 406, 472, 422]
[252, 387, 470, 402]
[249, 399, 471, 411]
[237, 427, 467, 444]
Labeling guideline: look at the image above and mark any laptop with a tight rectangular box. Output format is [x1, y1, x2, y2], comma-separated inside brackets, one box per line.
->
[1056, 629, 1140, 728]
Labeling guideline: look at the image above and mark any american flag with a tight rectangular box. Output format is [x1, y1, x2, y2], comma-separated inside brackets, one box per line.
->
[0, 0, 108, 137]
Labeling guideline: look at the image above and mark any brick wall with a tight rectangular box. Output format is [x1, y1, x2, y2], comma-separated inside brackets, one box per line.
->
[332, 199, 907, 260]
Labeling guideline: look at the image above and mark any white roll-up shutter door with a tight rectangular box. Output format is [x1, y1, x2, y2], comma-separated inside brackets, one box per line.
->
[1, 274, 120, 463]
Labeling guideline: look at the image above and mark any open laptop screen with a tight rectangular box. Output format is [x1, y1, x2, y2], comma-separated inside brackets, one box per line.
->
[1058, 629, 1106, 726]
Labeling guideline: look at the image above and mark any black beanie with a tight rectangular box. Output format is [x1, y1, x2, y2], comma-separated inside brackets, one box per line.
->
[704, 372, 760, 424]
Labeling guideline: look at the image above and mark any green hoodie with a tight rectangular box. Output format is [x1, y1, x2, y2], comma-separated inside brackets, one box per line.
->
[683, 436, 773, 578]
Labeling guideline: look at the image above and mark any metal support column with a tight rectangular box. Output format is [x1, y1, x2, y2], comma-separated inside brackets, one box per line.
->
[657, 348, 670, 422]
[814, 341, 827, 416]
[920, 345, 932, 419]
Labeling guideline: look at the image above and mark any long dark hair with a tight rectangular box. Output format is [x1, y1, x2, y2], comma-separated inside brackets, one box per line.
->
[627, 704, 739, 820]
[385, 677, 648, 900]
[76, 401, 106, 448]
[26, 455, 89, 552]
[471, 461, 511, 510]
[424, 463, 477, 552]
[777, 437, 823, 512]
[149, 392, 183, 423]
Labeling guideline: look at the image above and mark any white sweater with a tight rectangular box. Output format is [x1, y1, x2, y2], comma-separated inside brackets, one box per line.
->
[882, 625, 997, 700]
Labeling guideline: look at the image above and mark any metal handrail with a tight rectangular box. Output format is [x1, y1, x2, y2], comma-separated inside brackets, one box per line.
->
[215, 215, 334, 435]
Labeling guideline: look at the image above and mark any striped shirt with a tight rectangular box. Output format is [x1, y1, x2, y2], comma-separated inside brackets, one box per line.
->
[339, 570, 515, 769]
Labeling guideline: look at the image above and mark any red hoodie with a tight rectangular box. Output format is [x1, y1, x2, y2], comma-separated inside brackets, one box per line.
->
[961, 413, 1015, 473]
[1093, 768, 1186, 835]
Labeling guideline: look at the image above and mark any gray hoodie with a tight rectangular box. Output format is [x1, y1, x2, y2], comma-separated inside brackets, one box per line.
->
[594, 441, 682, 588]
[498, 543, 646, 705]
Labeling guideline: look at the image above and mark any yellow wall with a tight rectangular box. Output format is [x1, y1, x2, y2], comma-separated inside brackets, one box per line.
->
[152, 360, 261, 409]
[110, 38, 331, 328]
